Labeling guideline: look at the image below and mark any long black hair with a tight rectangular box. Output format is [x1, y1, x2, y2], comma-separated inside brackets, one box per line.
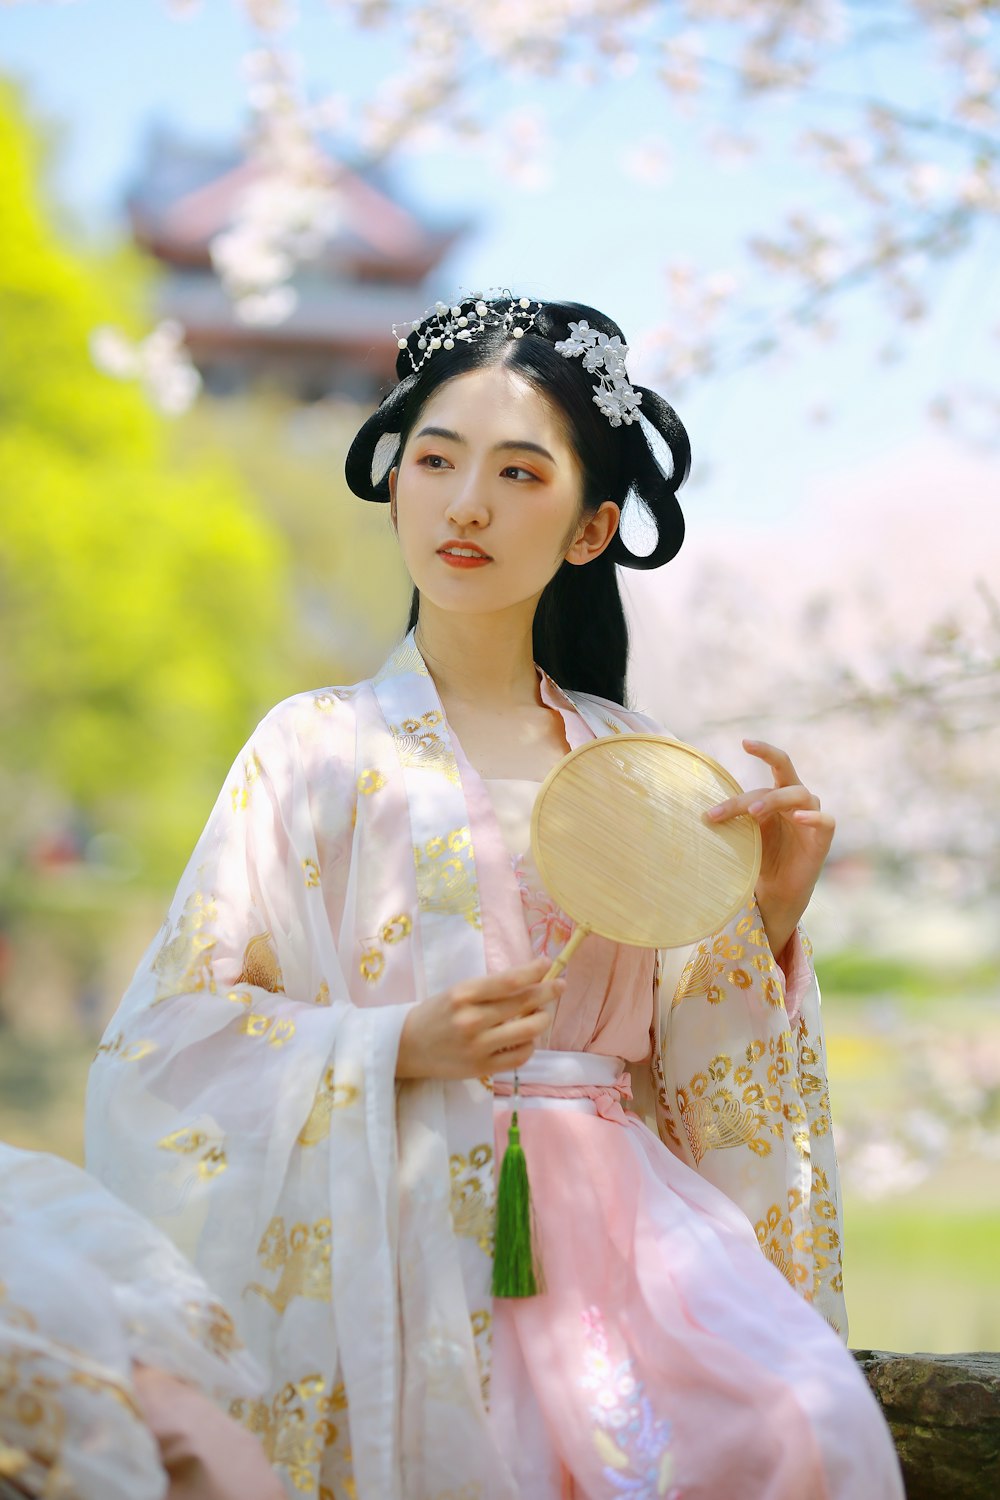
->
[344, 295, 691, 705]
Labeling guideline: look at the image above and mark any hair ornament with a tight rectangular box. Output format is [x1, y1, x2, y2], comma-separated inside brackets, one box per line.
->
[392, 292, 542, 376]
[553, 321, 643, 428]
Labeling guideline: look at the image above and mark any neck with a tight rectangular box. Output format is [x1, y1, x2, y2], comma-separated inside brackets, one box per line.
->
[414, 601, 542, 709]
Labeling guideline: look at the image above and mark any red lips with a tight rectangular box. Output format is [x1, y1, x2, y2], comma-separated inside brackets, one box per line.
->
[437, 541, 493, 568]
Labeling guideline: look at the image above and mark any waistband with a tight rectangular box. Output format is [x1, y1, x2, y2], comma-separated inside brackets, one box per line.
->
[492, 1050, 632, 1117]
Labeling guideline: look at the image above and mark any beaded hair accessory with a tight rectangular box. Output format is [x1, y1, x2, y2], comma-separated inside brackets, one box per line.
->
[392, 293, 643, 428]
[393, 294, 541, 374]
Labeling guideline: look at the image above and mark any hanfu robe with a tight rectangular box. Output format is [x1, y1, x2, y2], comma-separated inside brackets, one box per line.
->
[86, 632, 903, 1500]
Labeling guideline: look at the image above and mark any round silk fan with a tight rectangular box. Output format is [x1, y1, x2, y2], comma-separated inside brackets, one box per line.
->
[530, 734, 762, 975]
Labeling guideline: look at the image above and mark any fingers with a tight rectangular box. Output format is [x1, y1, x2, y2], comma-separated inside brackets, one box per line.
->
[454, 958, 550, 1005]
[708, 784, 821, 824]
[482, 1008, 551, 1068]
[741, 738, 802, 788]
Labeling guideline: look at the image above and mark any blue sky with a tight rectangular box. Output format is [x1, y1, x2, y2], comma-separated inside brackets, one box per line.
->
[3, 0, 997, 534]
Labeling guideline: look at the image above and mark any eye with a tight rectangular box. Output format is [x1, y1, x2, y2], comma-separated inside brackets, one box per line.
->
[417, 452, 452, 470]
[501, 464, 538, 482]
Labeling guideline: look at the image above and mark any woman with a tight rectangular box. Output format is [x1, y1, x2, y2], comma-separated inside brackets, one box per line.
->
[87, 294, 904, 1499]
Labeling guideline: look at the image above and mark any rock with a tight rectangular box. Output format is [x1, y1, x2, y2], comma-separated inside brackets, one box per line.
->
[853, 1350, 1000, 1499]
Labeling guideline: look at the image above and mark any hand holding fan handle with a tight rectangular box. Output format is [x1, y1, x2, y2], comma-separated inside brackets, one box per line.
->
[541, 923, 591, 982]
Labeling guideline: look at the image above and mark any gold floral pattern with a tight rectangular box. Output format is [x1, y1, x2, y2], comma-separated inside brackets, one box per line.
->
[358, 913, 413, 984]
[414, 827, 481, 930]
[303, 858, 321, 888]
[374, 636, 429, 682]
[158, 1123, 228, 1179]
[231, 752, 262, 811]
[231, 1373, 353, 1495]
[237, 931, 285, 993]
[93, 1032, 157, 1064]
[390, 715, 461, 786]
[356, 768, 386, 795]
[245, 1218, 332, 1314]
[449, 1144, 494, 1253]
[298, 1069, 361, 1146]
[182, 1299, 245, 1360]
[469, 1308, 492, 1406]
[313, 687, 356, 710]
[151, 888, 218, 1002]
[237, 1012, 296, 1047]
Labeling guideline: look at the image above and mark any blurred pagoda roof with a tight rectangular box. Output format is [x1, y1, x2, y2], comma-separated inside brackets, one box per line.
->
[127, 126, 470, 401]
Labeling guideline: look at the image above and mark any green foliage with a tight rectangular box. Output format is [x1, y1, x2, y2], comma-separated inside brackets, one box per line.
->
[0, 81, 293, 878]
[821, 949, 1000, 1003]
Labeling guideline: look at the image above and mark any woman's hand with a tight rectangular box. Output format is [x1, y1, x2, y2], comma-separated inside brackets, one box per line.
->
[707, 739, 835, 960]
[396, 957, 564, 1081]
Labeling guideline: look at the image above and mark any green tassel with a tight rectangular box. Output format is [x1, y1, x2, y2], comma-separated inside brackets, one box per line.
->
[491, 1108, 543, 1298]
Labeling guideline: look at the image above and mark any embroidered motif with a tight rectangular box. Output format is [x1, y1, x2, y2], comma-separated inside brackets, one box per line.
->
[678, 1094, 763, 1165]
[470, 1308, 492, 1407]
[449, 1144, 494, 1253]
[357, 768, 386, 794]
[358, 914, 413, 983]
[183, 1299, 244, 1360]
[390, 720, 461, 785]
[314, 980, 331, 1006]
[414, 827, 481, 929]
[580, 1306, 681, 1498]
[302, 858, 321, 888]
[230, 752, 262, 811]
[375, 636, 430, 682]
[237, 1012, 296, 1047]
[151, 888, 218, 1002]
[512, 854, 574, 960]
[313, 687, 355, 710]
[754, 1202, 796, 1287]
[674, 1051, 770, 1164]
[158, 1124, 227, 1179]
[297, 1069, 361, 1146]
[245, 1218, 332, 1314]
[93, 1032, 157, 1063]
[231, 1374, 352, 1494]
[359, 945, 385, 983]
[237, 931, 285, 993]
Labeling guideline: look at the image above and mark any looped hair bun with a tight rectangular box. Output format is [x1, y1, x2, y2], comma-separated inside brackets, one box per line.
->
[344, 294, 691, 572]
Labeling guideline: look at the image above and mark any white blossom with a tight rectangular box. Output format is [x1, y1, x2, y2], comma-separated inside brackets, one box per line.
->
[90, 320, 201, 415]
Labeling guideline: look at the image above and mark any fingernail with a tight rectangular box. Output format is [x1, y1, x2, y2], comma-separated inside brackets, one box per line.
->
[749, 800, 765, 814]
[706, 806, 724, 820]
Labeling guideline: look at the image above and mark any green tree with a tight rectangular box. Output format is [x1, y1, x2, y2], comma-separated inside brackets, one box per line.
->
[0, 81, 293, 881]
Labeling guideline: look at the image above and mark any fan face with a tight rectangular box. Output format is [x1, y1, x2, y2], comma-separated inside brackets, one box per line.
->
[530, 735, 762, 950]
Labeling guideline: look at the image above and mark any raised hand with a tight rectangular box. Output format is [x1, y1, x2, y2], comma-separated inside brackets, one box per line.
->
[706, 738, 835, 959]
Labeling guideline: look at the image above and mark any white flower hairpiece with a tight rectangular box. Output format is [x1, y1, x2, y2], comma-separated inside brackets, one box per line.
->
[553, 321, 642, 427]
[392, 293, 541, 375]
[390, 297, 641, 428]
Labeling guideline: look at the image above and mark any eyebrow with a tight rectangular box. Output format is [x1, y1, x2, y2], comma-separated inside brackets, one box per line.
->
[414, 425, 556, 465]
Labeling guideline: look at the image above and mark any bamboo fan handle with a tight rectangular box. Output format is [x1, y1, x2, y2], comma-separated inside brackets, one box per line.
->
[542, 923, 591, 982]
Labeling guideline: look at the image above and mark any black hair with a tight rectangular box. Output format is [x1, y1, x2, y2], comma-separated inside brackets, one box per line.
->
[344, 295, 691, 705]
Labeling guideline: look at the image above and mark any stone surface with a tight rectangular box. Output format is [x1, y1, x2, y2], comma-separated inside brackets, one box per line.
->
[854, 1350, 1000, 1499]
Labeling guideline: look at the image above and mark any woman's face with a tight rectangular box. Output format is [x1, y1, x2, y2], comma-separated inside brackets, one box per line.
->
[388, 363, 619, 619]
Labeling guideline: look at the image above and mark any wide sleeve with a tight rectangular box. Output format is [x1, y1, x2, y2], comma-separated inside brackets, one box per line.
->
[649, 899, 848, 1339]
[85, 696, 410, 1499]
[0, 1143, 278, 1500]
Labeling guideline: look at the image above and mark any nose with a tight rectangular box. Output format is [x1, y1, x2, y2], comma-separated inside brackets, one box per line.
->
[444, 468, 490, 529]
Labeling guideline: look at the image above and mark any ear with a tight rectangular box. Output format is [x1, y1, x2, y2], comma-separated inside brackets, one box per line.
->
[388, 468, 398, 530]
[564, 501, 620, 567]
